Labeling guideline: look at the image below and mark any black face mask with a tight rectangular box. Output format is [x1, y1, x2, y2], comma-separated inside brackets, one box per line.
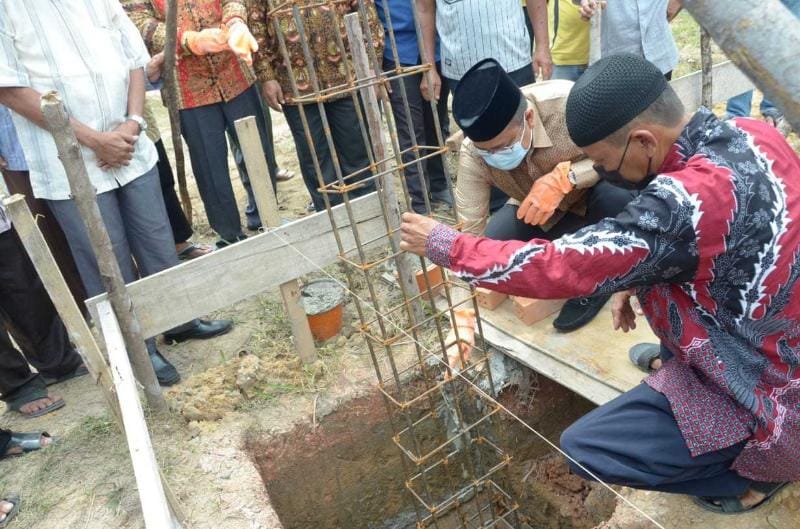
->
[593, 136, 657, 191]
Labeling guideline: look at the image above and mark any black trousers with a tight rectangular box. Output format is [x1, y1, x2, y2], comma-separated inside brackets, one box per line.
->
[0, 429, 9, 456]
[485, 180, 636, 241]
[447, 63, 536, 214]
[0, 228, 82, 401]
[154, 139, 193, 244]
[384, 58, 450, 213]
[561, 383, 752, 497]
[284, 97, 376, 212]
[179, 84, 277, 242]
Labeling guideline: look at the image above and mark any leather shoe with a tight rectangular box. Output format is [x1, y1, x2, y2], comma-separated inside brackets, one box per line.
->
[552, 294, 610, 332]
[150, 349, 180, 386]
[163, 319, 233, 344]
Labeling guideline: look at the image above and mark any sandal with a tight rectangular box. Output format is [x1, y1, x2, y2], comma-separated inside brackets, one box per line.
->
[6, 382, 65, 419]
[0, 494, 20, 528]
[42, 363, 89, 386]
[2, 432, 53, 458]
[177, 242, 213, 261]
[276, 168, 295, 182]
[628, 343, 661, 373]
[693, 481, 789, 515]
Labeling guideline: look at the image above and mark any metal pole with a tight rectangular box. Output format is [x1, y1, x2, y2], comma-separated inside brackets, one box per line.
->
[681, 0, 800, 131]
[700, 29, 713, 108]
[39, 91, 168, 413]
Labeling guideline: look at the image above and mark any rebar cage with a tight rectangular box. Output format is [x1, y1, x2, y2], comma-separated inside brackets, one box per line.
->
[266, 0, 525, 527]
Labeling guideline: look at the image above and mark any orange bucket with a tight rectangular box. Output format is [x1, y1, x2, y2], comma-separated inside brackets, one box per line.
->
[302, 279, 346, 341]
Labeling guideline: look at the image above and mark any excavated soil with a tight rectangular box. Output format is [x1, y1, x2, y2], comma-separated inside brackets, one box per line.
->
[246, 376, 615, 529]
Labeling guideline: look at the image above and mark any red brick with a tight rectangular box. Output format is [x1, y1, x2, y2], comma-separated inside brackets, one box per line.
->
[415, 265, 444, 301]
[476, 287, 507, 310]
[511, 296, 566, 326]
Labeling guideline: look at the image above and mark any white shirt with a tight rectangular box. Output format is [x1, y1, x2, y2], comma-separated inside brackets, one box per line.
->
[436, 0, 532, 81]
[600, 0, 679, 75]
[0, 0, 157, 201]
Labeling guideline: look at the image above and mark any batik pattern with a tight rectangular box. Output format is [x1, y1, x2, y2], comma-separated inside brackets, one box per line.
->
[427, 109, 800, 481]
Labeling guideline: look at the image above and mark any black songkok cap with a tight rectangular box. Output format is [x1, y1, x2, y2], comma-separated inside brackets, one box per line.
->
[453, 58, 523, 142]
[566, 53, 668, 147]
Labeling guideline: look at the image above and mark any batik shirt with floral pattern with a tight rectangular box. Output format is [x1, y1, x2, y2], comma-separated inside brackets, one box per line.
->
[123, 0, 255, 109]
[426, 109, 800, 482]
[248, 0, 384, 103]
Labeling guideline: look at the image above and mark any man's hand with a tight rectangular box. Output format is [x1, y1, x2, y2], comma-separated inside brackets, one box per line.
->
[611, 288, 640, 332]
[420, 68, 441, 102]
[517, 161, 573, 226]
[533, 48, 553, 81]
[579, 0, 607, 20]
[400, 212, 439, 256]
[445, 309, 477, 375]
[261, 80, 285, 112]
[89, 130, 137, 170]
[226, 19, 258, 65]
[184, 28, 229, 56]
[146, 52, 165, 84]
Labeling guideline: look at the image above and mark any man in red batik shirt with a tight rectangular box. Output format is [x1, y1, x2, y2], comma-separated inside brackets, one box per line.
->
[401, 54, 800, 514]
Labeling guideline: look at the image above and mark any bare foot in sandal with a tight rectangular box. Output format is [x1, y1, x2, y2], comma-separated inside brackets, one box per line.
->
[3, 432, 52, 457]
[0, 496, 19, 526]
[18, 395, 63, 418]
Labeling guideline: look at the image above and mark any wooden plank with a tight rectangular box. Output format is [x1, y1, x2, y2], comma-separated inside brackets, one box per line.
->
[588, 5, 602, 65]
[96, 300, 177, 529]
[234, 116, 317, 363]
[86, 193, 387, 338]
[670, 60, 753, 111]
[480, 299, 656, 405]
[344, 13, 424, 324]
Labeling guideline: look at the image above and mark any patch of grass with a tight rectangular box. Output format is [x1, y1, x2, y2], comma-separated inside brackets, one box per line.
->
[78, 414, 115, 438]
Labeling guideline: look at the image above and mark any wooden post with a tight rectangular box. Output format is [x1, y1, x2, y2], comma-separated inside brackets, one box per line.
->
[3, 194, 187, 524]
[681, 0, 800, 132]
[39, 92, 168, 413]
[343, 13, 424, 324]
[700, 29, 713, 108]
[589, 3, 603, 65]
[163, 0, 192, 221]
[96, 300, 179, 529]
[233, 117, 317, 363]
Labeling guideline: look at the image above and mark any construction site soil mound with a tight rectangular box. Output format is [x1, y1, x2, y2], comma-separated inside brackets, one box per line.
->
[246, 376, 615, 529]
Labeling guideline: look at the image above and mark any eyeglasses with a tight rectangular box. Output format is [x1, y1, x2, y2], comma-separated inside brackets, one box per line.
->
[473, 117, 527, 156]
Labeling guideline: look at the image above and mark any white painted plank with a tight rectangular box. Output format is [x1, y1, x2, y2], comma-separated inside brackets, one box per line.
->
[96, 299, 177, 529]
[671, 60, 753, 111]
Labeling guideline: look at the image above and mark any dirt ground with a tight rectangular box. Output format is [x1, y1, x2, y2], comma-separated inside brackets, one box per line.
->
[1, 11, 799, 529]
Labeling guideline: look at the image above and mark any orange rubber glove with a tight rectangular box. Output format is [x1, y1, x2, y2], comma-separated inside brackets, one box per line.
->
[183, 28, 229, 56]
[226, 19, 258, 65]
[445, 309, 476, 375]
[516, 161, 573, 226]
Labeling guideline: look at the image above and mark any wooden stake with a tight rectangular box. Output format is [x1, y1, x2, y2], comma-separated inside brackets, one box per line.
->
[700, 28, 713, 109]
[96, 299, 178, 529]
[343, 13, 424, 324]
[39, 92, 167, 413]
[3, 194, 186, 524]
[234, 116, 317, 363]
[589, 3, 603, 65]
[163, 0, 192, 222]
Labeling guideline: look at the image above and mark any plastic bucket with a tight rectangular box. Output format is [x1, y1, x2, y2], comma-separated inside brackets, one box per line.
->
[301, 279, 346, 341]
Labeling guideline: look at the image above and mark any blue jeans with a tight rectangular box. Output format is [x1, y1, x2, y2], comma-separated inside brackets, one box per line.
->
[726, 0, 800, 118]
[552, 64, 587, 82]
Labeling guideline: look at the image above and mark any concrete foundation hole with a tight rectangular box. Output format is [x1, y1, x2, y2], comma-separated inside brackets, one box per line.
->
[245, 375, 618, 529]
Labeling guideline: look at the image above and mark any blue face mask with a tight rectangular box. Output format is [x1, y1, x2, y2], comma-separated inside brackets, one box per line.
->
[477, 119, 531, 170]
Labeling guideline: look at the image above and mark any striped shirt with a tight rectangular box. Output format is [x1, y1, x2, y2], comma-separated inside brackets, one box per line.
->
[0, 0, 157, 201]
[436, 0, 532, 80]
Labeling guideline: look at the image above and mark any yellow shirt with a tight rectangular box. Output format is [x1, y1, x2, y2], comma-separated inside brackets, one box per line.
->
[548, 0, 590, 66]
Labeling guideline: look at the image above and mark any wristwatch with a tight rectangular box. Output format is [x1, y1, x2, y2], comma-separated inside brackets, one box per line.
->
[126, 114, 147, 134]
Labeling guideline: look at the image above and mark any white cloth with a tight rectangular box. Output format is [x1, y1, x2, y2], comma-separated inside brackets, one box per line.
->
[0, 202, 9, 234]
[0, 0, 157, 200]
[600, 0, 679, 75]
[436, 0, 532, 80]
